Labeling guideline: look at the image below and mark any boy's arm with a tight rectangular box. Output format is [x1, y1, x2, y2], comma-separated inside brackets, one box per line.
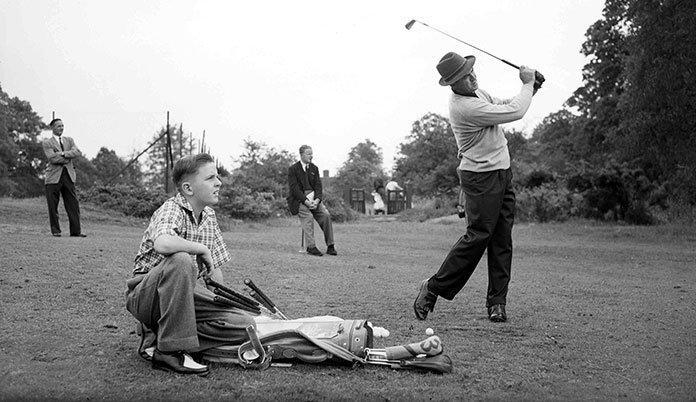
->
[154, 234, 214, 277]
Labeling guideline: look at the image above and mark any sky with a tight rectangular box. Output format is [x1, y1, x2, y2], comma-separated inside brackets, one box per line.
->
[1, 0, 606, 175]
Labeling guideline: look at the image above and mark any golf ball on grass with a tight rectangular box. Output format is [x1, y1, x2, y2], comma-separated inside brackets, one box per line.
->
[425, 328, 434, 336]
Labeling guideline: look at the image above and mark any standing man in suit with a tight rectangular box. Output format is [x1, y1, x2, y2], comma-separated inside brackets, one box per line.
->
[287, 145, 336, 256]
[42, 118, 86, 238]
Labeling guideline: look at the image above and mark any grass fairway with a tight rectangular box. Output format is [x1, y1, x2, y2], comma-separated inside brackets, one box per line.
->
[1, 197, 694, 401]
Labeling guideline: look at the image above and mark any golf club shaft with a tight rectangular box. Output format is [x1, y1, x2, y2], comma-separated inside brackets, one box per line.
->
[249, 289, 289, 320]
[245, 279, 289, 319]
[406, 20, 519, 70]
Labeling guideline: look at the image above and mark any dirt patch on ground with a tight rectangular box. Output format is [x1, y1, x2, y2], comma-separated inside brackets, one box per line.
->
[1, 197, 694, 401]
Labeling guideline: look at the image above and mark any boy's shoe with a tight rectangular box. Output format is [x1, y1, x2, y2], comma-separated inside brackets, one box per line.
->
[152, 349, 209, 376]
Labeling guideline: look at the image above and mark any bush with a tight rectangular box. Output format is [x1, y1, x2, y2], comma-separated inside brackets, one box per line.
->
[522, 169, 556, 189]
[217, 177, 359, 222]
[218, 182, 279, 220]
[566, 160, 659, 225]
[398, 195, 458, 222]
[82, 185, 169, 218]
[321, 190, 360, 223]
[516, 183, 575, 223]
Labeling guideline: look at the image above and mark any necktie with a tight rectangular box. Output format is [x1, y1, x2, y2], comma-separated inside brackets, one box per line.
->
[59, 137, 64, 152]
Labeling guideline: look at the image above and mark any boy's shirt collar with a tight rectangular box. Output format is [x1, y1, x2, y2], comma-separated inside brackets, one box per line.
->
[172, 192, 212, 224]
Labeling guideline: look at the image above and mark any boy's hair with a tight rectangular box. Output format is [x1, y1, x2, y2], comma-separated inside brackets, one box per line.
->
[49, 118, 62, 126]
[173, 153, 215, 191]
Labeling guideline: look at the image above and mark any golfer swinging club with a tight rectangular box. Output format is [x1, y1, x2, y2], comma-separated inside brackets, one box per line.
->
[414, 52, 538, 323]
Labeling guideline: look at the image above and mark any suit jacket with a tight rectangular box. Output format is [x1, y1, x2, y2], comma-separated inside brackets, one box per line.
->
[287, 161, 323, 215]
[42, 136, 81, 184]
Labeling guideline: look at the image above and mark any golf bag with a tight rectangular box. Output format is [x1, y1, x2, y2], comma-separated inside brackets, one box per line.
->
[201, 317, 373, 366]
[200, 317, 454, 374]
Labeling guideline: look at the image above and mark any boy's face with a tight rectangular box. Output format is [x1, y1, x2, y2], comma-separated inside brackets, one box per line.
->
[184, 162, 222, 206]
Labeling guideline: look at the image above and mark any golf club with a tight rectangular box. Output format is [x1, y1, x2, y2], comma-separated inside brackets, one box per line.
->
[405, 19, 545, 87]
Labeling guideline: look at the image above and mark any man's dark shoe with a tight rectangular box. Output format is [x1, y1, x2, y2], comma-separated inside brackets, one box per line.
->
[413, 279, 438, 320]
[488, 304, 507, 322]
[306, 246, 323, 256]
[326, 245, 337, 256]
[152, 349, 209, 376]
[70, 233, 87, 237]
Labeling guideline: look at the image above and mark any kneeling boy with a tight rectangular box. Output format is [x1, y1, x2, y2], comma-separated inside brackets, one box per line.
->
[125, 153, 253, 376]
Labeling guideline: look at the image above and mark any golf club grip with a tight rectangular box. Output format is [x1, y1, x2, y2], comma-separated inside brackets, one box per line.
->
[249, 290, 274, 311]
[206, 278, 259, 307]
[213, 296, 260, 314]
[244, 279, 275, 309]
[213, 288, 261, 312]
[385, 335, 443, 360]
[501, 59, 519, 70]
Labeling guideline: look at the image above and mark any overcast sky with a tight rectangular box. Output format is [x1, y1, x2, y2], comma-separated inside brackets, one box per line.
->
[1, 0, 605, 174]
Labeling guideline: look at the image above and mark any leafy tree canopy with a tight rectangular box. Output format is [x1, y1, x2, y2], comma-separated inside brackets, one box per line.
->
[334, 139, 385, 192]
[0, 84, 47, 197]
[393, 112, 458, 197]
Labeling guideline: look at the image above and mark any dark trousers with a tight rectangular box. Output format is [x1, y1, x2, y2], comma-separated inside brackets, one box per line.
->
[429, 168, 515, 308]
[45, 168, 81, 236]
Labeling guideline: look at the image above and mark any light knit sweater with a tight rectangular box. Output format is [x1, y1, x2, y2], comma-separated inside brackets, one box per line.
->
[449, 82, 534, 172]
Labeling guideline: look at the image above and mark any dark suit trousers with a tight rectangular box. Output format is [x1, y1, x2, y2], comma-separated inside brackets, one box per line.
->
[45, 168, 81, 235]
[428, 168, 515, 308]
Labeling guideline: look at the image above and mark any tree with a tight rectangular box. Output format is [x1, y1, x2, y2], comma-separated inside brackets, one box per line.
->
[232, 138, 295, 197]
[217, 139, 295, 219]
[565, 0, 631, 163]
[73, 155, 99, 191]
[0, 84, 47, 197]
[91, 147, 143, 186]
[0, 96, 19, 195]
[334, 139, 385, 192]
[619, 0, 696, 204]
[528, 110, 580, 173]
[393, 113, 459, 197]
[144, 124, 197, 190]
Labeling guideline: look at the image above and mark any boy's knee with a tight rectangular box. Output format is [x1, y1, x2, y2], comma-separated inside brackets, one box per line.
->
[163, 252, 197, 276]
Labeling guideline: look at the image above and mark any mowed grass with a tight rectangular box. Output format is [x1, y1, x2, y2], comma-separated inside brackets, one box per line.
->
[1, 197, 695, 402]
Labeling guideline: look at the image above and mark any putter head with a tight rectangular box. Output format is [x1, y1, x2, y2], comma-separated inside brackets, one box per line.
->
[405, 19, 416, 30]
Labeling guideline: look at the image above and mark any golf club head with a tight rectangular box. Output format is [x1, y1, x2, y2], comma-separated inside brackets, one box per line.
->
[405, 20, 416, 30]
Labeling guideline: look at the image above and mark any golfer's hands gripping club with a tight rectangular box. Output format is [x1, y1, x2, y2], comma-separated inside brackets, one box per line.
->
[533, 70, 545, 93]
[519, 66, 535, 84]
[519, 66, 544, 94]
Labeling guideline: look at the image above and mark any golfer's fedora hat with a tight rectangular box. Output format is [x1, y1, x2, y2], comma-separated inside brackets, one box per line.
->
[437, 52, 476, 86]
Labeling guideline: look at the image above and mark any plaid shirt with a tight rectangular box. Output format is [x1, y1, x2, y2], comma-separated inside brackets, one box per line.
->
[132, 193, 231, 275]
